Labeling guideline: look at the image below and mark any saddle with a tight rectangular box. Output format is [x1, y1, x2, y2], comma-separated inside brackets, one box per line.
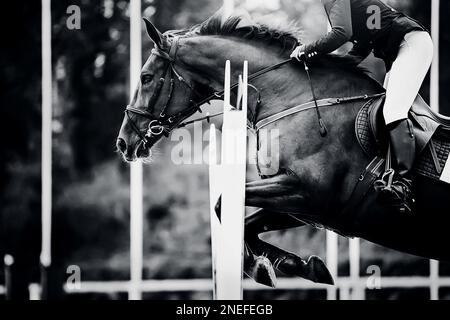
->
[356, 94, 450, 181]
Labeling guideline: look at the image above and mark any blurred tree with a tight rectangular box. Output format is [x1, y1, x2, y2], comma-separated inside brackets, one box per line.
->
[0, 1, 43, 297]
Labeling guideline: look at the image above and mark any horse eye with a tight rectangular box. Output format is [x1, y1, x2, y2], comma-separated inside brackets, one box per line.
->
[141, 74, 153, 85]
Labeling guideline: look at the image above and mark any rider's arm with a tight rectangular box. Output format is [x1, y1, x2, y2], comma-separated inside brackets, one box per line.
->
[302, 0, 353, 56]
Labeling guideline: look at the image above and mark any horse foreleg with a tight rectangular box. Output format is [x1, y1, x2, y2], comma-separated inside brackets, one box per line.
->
[243, 210, 333, 286]
[243, 209, 306, 287]
[245, 209, 306, 234]
[214, 174, 332, 287]
[215, 171, 313, 218]
[215, 173, 314, 217]
[242, 175, 333, 286]
[245, 174, 315, 213]
[246, 236, 334, 286]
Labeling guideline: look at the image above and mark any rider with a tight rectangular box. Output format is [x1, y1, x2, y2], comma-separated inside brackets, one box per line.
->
[291, 0, 433, 214]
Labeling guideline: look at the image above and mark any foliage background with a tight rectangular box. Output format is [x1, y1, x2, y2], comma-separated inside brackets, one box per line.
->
[1, 0, 450, 300]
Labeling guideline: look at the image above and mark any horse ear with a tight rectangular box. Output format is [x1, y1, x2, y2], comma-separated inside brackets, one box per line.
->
[143, 18, 164, 49]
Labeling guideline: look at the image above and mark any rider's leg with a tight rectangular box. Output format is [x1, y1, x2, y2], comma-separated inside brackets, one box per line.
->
[383, 31, 434, 125]
[380, 31, 434, 213]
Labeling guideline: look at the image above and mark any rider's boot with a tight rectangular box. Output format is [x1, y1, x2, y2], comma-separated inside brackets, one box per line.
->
[375, 119, 416, 214]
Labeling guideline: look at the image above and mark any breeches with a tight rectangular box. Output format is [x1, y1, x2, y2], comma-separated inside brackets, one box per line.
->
[383, 31, 434, 125]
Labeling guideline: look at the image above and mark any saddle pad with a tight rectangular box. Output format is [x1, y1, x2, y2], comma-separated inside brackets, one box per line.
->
[356, 100, 450, 183]
[415, 133, 450, 181]
[355, 99, 379, 157]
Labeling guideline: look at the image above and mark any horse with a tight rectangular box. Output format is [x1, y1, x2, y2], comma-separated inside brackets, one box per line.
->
[116, 13, 450, 287]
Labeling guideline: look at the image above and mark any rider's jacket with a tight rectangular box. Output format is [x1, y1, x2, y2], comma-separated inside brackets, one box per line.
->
[302, 0, 427, 70]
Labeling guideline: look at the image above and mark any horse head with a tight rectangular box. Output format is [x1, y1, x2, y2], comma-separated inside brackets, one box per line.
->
[116, 18, 215, 162]
[116, 13, 315, 163]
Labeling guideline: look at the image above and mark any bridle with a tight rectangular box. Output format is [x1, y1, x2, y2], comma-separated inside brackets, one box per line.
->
[125, 36, 206, 146]
[125, 34, 296, 147]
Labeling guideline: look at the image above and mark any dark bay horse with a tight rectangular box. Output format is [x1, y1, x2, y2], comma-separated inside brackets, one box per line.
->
[117, 14, 450, 287]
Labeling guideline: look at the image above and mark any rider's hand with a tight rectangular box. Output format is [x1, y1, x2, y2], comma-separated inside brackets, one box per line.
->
[291, 45, 319, 62]
[290, 45, 307, 62]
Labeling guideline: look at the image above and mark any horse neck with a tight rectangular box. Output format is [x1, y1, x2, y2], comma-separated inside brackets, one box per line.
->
[178, 36, 292, 119]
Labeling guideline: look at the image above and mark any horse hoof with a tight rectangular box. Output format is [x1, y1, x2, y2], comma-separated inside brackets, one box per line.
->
[306, 256, 334, 285]
[247, 256, 277, 288]
[272, 253, 333, 285]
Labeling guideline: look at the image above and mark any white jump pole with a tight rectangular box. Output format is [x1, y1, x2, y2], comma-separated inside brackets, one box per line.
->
[349, 238, 363, 300]
[209, 125, 220, 299]
[210, 61, 248, 300]
[430, 0, 440, 113]
[129, 0, 143, 301]
[40, 0, 52, 300]
[3, 255, 14, 299]
[430, 0, 440, 301]
[326, 231, 338, 300]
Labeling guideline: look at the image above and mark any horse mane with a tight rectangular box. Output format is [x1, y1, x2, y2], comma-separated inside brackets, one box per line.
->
[184, 15, 382, 89]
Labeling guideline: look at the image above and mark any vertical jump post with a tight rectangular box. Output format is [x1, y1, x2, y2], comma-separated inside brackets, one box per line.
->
[129, 0, 144, 301]
[430, 0, 440, 300]
[210, 61, 248, 300]
[40, 0, 52, 300]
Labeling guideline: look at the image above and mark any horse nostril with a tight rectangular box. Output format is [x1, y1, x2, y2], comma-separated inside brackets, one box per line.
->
[117, 138, 127, 153]
[136, 142, 149, 158]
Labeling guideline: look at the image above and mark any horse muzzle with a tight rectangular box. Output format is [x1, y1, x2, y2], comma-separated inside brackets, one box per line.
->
[116, 137, 151, 162]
